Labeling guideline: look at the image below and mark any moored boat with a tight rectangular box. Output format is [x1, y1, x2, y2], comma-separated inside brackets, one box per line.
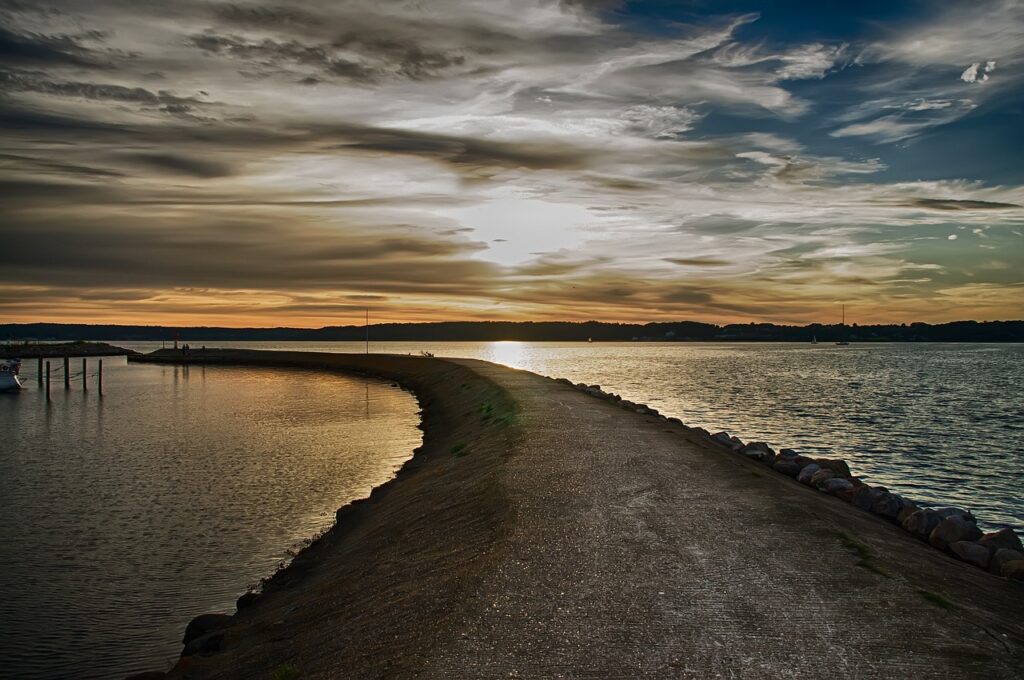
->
[1, 359, 23, 392]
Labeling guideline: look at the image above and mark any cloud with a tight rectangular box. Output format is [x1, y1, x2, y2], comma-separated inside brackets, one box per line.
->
[960, 60, 996, 83]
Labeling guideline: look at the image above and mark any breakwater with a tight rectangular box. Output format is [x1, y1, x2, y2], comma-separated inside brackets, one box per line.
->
[130, 349, 1024, 679]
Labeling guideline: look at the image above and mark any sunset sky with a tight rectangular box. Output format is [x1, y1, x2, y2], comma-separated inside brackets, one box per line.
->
[2, 0, 1022, 327]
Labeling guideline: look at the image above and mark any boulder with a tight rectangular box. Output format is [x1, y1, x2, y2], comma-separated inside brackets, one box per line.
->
[183, 613, 232, 646]
[901, 509, 942, 540]
[852, 486, 884, 512]
[934, 507, 976, 523]
[773, 459, 802, 477]
[740, 442, 775, 463]
[692, 427, 710, 438]
[666, 417, 683, 426]
[990, 549, 1024, 576]
[236, 591, 259, 610]
[1002, 561, 1024, 581]
[870, 491, 908, 520]
[710, 432, 736, 449]
[929, 516, 982, 551]
[810, 469, 837, 489]
[778, 448, 799, 458]
[821, 478, 854, 495]
[896, 504, 921, 525]
[181, 631, 224, 657]
[948, 541, 991, 569]
[797, 463, 821, 485]
[978, 528, 1024, 555]
[813, 458, 852, 478]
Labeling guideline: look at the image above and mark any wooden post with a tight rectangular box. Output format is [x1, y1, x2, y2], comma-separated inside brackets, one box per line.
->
[37, 356, 43, 385]
[45, 361, 51, 401]
[63, 355, 70, 389]
[98, 360, 103, 396]
[82, 358, 87, 391]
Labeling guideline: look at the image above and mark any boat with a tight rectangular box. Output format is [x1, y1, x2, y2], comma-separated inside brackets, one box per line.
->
[1, 358, 23, 392]
[836, 304, 850, 346]
[811, 335, 818, 344]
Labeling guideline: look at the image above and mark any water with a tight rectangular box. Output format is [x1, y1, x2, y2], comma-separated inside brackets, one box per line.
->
[115, 341, 1023, 530]
[2, 342, 1021, 677]
[0, 359, 421, 679]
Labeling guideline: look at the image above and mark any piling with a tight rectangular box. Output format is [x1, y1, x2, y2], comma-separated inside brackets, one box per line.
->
[37, 357, 43, 385]
[45, 361, 51, 401]
[98, 360, 103, 396]
[63, 355, 70, 389]
[82, 358, 87, 391]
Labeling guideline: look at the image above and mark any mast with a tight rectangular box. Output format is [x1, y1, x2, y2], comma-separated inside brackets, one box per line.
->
[365, 308, 369, 355]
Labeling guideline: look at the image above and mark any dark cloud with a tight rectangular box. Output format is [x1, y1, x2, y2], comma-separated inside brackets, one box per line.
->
[664, 257, 732, 267]
[0, 70, 212, 119]
[0, 25, 109, 68]
[119, 152, 234, 178]
[906, 198, 1022, 211]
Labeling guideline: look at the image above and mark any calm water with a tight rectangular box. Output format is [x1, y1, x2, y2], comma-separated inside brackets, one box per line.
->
[2, 342, 1021, 677]
[0, 359, 421, 679]
[117, 341, 1023, 531]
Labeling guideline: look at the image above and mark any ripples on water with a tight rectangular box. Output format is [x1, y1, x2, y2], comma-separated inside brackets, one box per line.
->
[0, 360, 421, 679]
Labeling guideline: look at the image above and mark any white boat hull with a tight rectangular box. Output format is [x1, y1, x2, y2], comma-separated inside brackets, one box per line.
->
[0, 371, 23, 392]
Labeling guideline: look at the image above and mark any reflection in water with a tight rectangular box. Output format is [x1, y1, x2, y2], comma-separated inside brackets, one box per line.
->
[0, 360, 421, 679]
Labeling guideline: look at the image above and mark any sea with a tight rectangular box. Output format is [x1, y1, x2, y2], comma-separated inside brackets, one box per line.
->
[1, 341, 1021, 678]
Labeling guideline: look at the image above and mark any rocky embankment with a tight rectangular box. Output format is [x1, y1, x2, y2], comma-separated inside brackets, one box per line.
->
[564, 379, 1024, 581]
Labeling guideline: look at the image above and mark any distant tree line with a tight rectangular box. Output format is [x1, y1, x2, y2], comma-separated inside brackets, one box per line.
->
[2, 320, 1022, 342]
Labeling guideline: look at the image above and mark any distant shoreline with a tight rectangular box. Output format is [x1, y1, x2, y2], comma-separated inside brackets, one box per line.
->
[5, 318, 1024, 343]
[0, 341, 137, 359]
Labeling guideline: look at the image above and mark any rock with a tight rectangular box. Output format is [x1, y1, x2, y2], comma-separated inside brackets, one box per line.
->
[896, 504, 921, 525]
[554, 378, 573, 386]
[692, 427, 710, 438]
[821, 478, 854, 495]
[978, 528, 1024, 555]
[181, 631, 224, 657]
[797, 463, 821, 485]
[183, 613, 232, 646]
[710, 432, 734, 448]
[773, 460, 802, 477]
[236, 591, 259, 610]
[1002, 561, 1024, 581]
[870, 491, 907, 520]
[948, 541, 991, 569]
[929, 516, 982, 551]
[813, 458, 852, 478]
[852, 486, 884, 512]
[810, 469, 837, 489]
[666, 417, 683, 426]
[778, 448, 799, 458]
[990, 549, 1024, 576]
[740, 442, 775, 463]
[125, 673, 167, 680]
[934, 507, 976, 523]
[902, 509, 942, 540]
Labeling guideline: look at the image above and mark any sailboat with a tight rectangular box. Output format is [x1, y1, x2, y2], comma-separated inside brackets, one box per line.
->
[836, 305, 850, 346]
[811, 335, 818, 344]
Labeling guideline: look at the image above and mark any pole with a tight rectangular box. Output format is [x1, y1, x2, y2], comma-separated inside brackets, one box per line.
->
[37, 356, 43, 385]
[45, 361, 51, 401]
[365, 308, 369, 355]
[82, 358, 87, 391]
[98, 360, 103, 397]
[63, 355, 70, 389]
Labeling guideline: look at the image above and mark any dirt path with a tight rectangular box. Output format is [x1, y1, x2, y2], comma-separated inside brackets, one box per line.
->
[133, 350, 1023, 679]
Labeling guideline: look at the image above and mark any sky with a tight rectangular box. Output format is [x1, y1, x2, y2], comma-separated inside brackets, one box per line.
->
[1, 0, 1022, 327]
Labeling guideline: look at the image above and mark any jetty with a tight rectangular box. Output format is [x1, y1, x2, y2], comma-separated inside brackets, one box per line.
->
[130, 349, 1024, 679]
[0, 341, 136, 359]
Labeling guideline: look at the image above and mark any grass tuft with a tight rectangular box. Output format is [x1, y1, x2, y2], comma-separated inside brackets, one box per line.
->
[450, 442, 469, 457]
[917, 589, 957, 611]
[272, 663, 301, 680]
[837, 531, 891, 578]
